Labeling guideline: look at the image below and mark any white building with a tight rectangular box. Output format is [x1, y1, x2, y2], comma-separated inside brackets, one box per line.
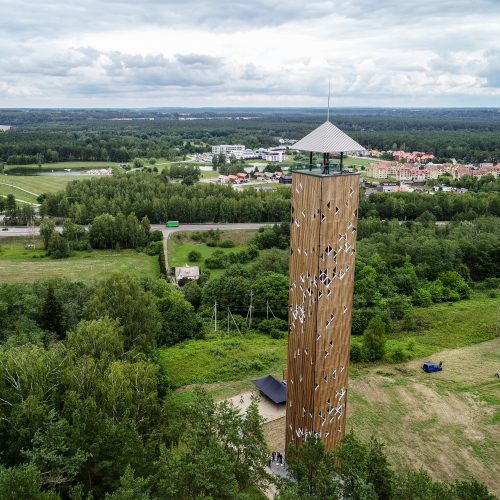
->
[175, 265, 200, 283]
[211, 144, 246, 155]
[380, 183, 399, 192]
[257, 147, 288, 162]
[263, 151, 288, 162]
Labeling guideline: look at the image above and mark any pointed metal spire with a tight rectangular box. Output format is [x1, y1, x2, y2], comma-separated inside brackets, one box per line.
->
[327, 80, 331, 122]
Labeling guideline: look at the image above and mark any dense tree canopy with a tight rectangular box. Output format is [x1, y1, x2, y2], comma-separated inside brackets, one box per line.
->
[44, 173, 291, 224]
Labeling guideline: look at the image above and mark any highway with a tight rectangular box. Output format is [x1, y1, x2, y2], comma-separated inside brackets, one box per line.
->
[0, 222, 273, 238]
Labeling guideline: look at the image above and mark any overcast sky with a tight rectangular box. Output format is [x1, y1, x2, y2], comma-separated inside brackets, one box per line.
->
[1, 0, 499, 108]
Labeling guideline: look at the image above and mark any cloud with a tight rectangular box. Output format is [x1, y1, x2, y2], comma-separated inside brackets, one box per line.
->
[0, 0, 499, 106]
[480, 49, 500, 88]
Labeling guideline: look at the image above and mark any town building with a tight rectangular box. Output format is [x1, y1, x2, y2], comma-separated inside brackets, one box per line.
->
[211, 144, 246, 155]
[174, 265, 200, 284]
[261, 150, 288, 162]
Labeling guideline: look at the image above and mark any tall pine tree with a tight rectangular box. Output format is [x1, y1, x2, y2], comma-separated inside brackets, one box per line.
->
[40, 282, 65, 340]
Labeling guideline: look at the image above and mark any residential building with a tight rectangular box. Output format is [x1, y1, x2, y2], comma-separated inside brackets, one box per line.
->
[380, 182, 399, 192]
[175, 265, 200, 283]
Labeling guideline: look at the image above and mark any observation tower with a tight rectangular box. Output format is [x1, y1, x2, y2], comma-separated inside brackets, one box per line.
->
[285, 120, 365, 451]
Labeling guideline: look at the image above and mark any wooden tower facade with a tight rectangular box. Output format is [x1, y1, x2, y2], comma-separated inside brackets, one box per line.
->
[285, 170, 360, 451]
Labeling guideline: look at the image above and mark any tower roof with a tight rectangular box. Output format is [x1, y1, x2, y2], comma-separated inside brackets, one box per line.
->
[290, 120, 365, 154]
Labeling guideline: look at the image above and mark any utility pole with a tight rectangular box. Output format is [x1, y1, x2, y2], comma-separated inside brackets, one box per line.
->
[228, 307, 242, 336]
[496, 303, 499, 337]
[248, 289, 254, 328]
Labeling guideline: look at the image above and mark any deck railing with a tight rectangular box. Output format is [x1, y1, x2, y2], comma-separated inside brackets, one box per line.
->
[289, 162, 342, 173]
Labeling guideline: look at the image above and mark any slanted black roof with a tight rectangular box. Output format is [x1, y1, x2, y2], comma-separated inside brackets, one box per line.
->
[252, 375, 287, 404]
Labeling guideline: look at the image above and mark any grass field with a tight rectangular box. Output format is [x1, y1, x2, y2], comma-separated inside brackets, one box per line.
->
[0, 174, 93, 204]
[1, 174, 91, 195]
[160, 292, 499, 391]
[159, 334, 287, 389]
[0, 238, 159, 283]
[263, 340, 500, 495]
[168, 230, 256, 278]
[4, 161, 116, 174]
[0, 183, 39, 203]
[351, 293, 499, 361]
[350, 339, 500, 494]
[200, 169, 220, 178]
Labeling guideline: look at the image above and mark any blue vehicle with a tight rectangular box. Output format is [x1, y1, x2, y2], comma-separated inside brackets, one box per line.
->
[422, 361, 443, 373]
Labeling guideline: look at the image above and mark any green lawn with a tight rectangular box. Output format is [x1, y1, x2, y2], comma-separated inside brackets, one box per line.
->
[168, 230, 256, 278]
[0, 174, 91, 198]
[0, 184, 39, 204]
[351, 292, 499, 361]
[200, 169, 220, 178]
[158, 333, 287, 388]
[0, 238, 159, 283]
[160, 292, 498, 391]
[4, 161, 116, 174]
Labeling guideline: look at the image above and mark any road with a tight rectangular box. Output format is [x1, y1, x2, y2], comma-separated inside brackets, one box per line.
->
[0, 222, 273, 272]
[0, 223, 273, 239]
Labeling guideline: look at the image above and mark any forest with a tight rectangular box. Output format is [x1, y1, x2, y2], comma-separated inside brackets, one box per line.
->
[41, 174, 292, 224]
[37, 171, 500, 225]
[0, 216, 498, 496]
[1, 107, 499, 497]
[0, 270, 497, 498]
[1, 108, 500, 164]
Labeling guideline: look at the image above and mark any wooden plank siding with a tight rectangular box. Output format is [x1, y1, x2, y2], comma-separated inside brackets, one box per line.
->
[285, 172, 360, 451]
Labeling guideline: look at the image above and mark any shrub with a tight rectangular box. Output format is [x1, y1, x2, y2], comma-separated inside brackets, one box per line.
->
[270, 329, 285, 340]
[47, 231, 69, 259]
[412, 288, 433, 307]
[205, 250, 229, 269]
[234, 249, 250, 263]
[149, 230, 163, 242]
[350, 343, 365, 362]
[258, 318, 288, 334]
[71, 239, 91, 251]
[247, 244, 259, 259]
[439, 270, 470, 299]
[362, 316, 386, 362]
[145, 241, 163, 255]
[159, 250, 167, 277]
[188, 250, 202, 262]
[483, 277, 499, 290]
[219, 239, 235, 248]
[390, 348, 410, 362]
